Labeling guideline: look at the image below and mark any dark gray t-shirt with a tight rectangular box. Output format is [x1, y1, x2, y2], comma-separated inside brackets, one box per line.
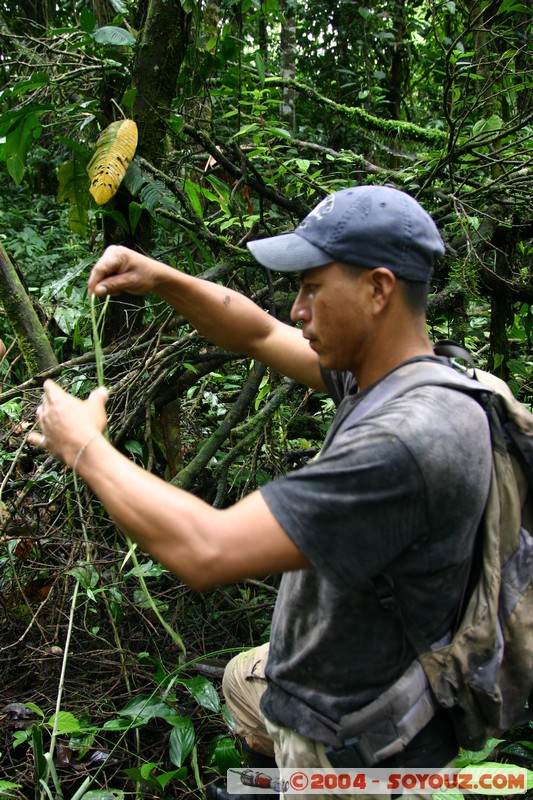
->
[259, 359, 492, 764]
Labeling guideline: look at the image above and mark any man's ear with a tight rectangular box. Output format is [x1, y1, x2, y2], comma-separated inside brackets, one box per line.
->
[368, 268, 397, 312]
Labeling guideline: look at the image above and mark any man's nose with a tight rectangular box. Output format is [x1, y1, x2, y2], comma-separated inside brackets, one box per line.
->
[290, 292, 309, 323]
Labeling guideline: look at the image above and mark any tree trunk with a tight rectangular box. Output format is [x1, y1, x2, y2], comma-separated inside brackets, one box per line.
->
[388, 0, 408, 121]
[102, 0, 193, 346]
[132, 0, 192, 160]
[0, 245, 57, 376]
[279, 0, 297, 130]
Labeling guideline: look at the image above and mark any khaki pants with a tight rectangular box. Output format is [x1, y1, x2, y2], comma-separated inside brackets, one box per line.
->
[222, 643, 452, 800]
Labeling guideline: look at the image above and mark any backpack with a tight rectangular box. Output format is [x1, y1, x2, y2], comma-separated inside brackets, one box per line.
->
[325, 345, 533, 768]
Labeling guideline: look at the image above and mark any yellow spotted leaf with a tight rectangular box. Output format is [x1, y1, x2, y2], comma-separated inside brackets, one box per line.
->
[87, 119, 138, 205]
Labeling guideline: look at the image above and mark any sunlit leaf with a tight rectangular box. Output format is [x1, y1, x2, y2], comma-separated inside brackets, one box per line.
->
[87, 119, 138, 205]
[0, 781, 21, 792]
[109, 0, 129, 14]
[48, 711, 82, 734]
[90, 26, 136, 46]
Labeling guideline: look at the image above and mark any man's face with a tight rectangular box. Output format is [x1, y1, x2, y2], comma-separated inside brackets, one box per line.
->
[290, 262, 372, 373]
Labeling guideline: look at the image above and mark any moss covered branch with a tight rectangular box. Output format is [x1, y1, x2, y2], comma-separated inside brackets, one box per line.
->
[0, 245, 57, 376]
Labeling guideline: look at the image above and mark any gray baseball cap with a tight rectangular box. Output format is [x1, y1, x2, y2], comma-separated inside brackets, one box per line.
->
[247, 185, 444, 282]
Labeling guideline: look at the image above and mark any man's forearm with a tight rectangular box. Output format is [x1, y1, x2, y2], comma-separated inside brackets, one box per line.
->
[75, 433, 222, 589]
[154, 267, 276, 358]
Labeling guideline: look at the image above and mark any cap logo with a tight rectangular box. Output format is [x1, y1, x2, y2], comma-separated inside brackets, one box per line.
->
[299, 194, 335, 229]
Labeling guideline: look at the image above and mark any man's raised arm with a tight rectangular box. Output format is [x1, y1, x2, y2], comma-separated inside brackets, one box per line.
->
[88, 245, 325, 392]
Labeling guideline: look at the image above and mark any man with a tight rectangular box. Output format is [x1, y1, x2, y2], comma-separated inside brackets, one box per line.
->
[30, 186, 492, 799]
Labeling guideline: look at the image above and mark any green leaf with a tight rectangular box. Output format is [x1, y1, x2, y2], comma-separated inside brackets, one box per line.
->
[454, 738, 504, 767]
[80, 791, 125, 800]
[56, 154, 90, 235]
[91, 26, 136, 46]
[122, 766, 160, 791]
[222, 702, 237, 733]
[501, 741, 533, 760]
[5, 113, 42, 184]
[123, 159, 145, 195]
[56, 136, 92, 158]
[12, 728, 33, 748]
[32, 724, 46, 780]
[48, 711, 82, 734]
[125, 438, 144, 457]
[168, 716, 195, 767]
[234, 123, 259, 139]
[98, 209, 130, 234]
[497, 0, 527, 11]
[157, 768, 188, 789]
[295, 158, 311, 172]
[168, 113, 184, 134]
[255, 51, 266, 87]
[184, 178, 203, 217]
[109, 0, 129, 13]
[118, 695, 176, 722]
[10, 73, 49, 98]
[102, 718, 133, 730]
[126, 201, 144, 234]
[79, 7, 96, 33]
[0, 781, 22, 792]
[472, 115, 503, 137]
[508, 358, 530, 376]
[121, 88, 138, 112]
[208, 736, 242, 771]
[180, 676, 220, 712]
[23, 702, 45, 719]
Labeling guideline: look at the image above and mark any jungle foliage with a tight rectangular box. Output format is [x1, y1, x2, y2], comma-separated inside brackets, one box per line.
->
[0, 0, 532, 797]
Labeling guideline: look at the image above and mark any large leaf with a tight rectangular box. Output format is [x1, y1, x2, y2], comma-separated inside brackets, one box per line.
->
[90, 26, 136, 46]
[117, 695, 174, 722]
[168, 717, 195, 767]
[5, 112, 42, 184]
[87, 119, 138, 205]
[57, 153, 90, 235]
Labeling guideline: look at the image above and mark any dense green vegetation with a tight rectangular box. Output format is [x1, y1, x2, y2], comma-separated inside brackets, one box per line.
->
[0, 0, 531, 797]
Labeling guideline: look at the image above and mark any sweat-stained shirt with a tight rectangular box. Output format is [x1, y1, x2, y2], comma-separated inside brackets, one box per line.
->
[259, 357, 492, 767]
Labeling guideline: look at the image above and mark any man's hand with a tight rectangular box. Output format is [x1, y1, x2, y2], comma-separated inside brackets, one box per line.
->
[88, 245, 167, 298]
[28, 380, 109, 468]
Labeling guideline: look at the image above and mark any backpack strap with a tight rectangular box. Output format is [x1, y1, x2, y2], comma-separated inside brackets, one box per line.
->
[335, 357, 491, 439]
[433, 339, 476, 367]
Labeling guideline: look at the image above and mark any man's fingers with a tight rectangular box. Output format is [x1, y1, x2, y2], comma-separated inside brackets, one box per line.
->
[93, 283, 108, 297]
[88, 246, 126, 296]
[43, 378, 65, 398]
[88, 386, 109, 407]
[27, 431, 47, 448]
[91, 274, 133, 297]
